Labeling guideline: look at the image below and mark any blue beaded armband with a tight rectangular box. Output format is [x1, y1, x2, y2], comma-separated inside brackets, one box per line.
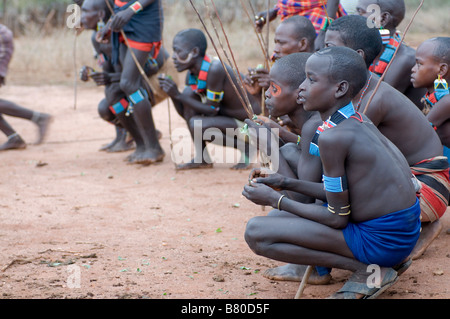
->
[323, 175, 348, 193]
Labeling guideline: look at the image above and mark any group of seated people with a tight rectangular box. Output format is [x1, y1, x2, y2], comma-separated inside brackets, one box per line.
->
[1, 0, 447, 299]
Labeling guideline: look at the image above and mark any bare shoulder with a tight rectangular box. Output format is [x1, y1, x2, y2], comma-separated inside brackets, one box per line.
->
[319, 121, 356, 153]
[394, 44, 416, 68]
[208, 58, 226, 74]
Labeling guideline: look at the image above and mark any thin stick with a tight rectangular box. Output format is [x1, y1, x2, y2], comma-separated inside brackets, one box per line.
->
[265, 0, 270, 70]
[294, 265, 313, 299]
[73, 30, 78, 110]
[189, 0, 253, 119]
[209, 0, 254, 116]
[363, 0, 425, 115]
[240, 0, 268, 64]
[247, 0, 267, 49]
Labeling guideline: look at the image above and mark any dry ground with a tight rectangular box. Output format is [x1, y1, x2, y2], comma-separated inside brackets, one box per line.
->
[0, 85, 448, 300]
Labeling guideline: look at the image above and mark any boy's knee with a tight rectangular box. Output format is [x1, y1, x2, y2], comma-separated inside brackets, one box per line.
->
[119, 78, 139, 96]
[188, 116, 204, 131]
[280, 142, 298, 158]
[244, 217, 266, 255]
[98, 100, 114, 122]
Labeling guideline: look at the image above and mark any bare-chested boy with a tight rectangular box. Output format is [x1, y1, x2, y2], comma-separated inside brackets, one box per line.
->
[356, 0, 426, 110]
[243, 47, 421, 299]
[96, 0, 164, 165]
[325, 15, 448, 260]
[158, 28, 261, 170]
[411, 37, 450, 152]
[245, 52, 332, 284]
[412, 37, 450, 237]
[0, 23, 51, 151]
[257, 14, 447, 283]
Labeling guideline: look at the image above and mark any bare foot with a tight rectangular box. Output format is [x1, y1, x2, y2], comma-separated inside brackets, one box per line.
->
[231, 162, 252, 170]
[33, 113, 52, 144]
[263, 264, 331, 285]
[411, 219, 443, 260]
[0, 134, 26, 151]
[176, 160, 213, 170]
[129, 148, 165, 165]
[106, 139, 135, 153]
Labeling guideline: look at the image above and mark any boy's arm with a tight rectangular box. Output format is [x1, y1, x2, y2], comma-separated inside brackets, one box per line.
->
[427, 95, 450, 127]
[383, 49, 416, 93]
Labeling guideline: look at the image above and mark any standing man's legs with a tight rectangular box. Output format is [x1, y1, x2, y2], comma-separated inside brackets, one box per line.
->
[0, 99, 51, 150]
[120, 46, 164, 164]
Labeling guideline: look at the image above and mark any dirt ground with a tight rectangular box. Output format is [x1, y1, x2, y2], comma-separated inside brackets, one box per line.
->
[0, 84, 448, 300]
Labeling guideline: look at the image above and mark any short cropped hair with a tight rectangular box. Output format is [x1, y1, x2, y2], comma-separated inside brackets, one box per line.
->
[273, 52, 312, 89]
[377, 0, 405, 27]
[315, 46, 368, 99]
[282, 15, 316, 45]
[328, 15, 382, 68]
[175, 28, 207, 56]
[429, 37, 450, 66]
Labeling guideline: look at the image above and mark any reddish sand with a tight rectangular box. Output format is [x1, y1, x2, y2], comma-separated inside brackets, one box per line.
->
[0, 85, 448, 299]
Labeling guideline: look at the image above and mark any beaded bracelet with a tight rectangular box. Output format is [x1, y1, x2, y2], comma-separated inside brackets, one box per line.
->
[130, 1, 143, 13]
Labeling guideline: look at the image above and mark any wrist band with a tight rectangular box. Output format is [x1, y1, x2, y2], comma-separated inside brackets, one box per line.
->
[277, 195, 285, 211]
[321, 17, 333, 32]
[296, 135, 301, 145]
[130, 1, 143, 13]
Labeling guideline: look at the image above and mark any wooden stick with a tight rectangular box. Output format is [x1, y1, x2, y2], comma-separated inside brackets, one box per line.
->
[294, 265, 313, 299]
[363, 0, 425, 115]
[73, 30, 78, 110]
[189, 0, 254, 119]
[239, 0, 269, 64]
[265, 0, 270, 71]
[209, 0, 255, 117]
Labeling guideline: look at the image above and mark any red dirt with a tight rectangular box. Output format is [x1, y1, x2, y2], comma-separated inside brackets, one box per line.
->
[0, 85, 448, 299]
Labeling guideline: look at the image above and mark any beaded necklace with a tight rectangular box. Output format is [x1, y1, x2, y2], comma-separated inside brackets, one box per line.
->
[369, 32, 401, 76]
[309, 102, 356, 157]
[356, 73, 373, 111]
[187, 55, 212, 93]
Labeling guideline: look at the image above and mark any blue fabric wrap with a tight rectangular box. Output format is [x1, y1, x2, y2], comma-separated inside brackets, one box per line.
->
[443, 146, 450, 166]
[343, 198, 421, 267]
[111, 0, 163, 64]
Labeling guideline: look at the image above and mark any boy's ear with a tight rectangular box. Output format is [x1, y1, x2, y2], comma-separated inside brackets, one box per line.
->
[99, 10, 106, 20]
[355, 49, 366, 63]
[380, 11, 392, 28]
[298, 37, 308, 52]
[439, 63, 449, 78]
[335, 80, 349, 99]
[191, 47, 200, 58]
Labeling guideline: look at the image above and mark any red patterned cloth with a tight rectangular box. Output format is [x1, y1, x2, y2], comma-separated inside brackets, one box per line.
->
[411, 156, 450, 222]
[276, 0, 347, 34]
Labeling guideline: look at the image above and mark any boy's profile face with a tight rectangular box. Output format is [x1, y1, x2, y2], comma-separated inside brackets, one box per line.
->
[298, 54, 335, 113]
[273, 23, 302, 61]
[265, 67, 299, 118]
[81, 0, 102, 30]
[411, 41, 441, 91]
[172, 36, 194, 72]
